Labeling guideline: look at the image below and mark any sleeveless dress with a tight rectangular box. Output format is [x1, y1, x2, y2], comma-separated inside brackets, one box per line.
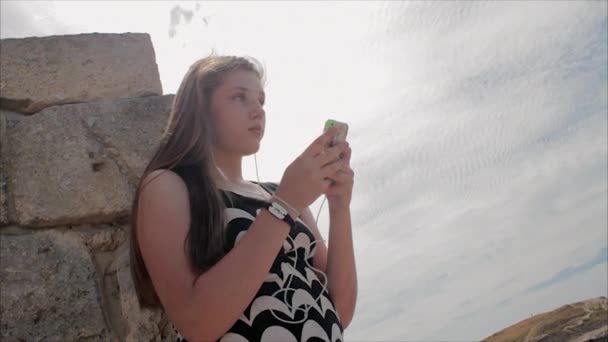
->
[174, 182, 344, 342]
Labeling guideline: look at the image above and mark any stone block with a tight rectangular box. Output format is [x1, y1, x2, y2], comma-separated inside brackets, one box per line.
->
[0, 33, 162, 114]
[0, 231, 110, 340]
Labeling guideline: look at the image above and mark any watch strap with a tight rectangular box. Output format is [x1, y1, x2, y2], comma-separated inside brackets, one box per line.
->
[267, 201, 296, 227]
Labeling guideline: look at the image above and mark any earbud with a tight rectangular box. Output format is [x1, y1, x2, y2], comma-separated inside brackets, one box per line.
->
[216, 166, 227, 179]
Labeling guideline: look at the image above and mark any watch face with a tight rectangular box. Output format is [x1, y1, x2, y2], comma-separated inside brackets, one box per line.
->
[269, 203, 285, 218]
[270, 202, 287, 216]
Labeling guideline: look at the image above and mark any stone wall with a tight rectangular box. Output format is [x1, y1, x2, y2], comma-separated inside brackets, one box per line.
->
[1, 32, 176, 341]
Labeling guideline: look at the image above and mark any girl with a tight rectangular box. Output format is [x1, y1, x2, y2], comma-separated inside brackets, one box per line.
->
[129, 55, 357, 341]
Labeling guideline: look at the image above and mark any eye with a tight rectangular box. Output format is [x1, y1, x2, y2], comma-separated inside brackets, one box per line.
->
[233, 93, 246, 102]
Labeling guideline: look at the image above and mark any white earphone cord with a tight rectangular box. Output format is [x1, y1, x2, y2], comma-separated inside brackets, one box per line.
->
[254, 153, 330, 324]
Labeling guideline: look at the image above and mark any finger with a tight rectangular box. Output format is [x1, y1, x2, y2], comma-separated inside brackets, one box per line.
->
[335, 169, 354, 182]
[321, 159, 347, 178]
[317, 141, 350, 166]
[316, 144, 344, 166]
[340, 144, 352, 164]
[321, 178, 333, 191]
[327, 167, 354, 182]
[304, 127, 339, 157]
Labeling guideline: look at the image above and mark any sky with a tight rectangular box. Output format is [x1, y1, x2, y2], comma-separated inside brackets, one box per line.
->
[1, 1, 607, 340]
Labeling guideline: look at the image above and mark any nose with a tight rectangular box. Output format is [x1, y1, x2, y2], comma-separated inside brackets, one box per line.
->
[250, 103, 265, 119]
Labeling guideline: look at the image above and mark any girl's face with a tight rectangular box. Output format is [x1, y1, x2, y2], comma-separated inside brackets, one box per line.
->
[209, 69, 266, 156]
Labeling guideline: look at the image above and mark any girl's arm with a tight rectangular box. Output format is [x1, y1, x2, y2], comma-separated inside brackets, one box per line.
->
[137, 170, 293, 341]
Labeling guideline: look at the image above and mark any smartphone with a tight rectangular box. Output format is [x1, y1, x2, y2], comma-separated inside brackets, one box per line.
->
[323, 119, 349, 147]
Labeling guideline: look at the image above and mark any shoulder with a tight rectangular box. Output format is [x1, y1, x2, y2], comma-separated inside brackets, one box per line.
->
[136, 169, 192, 257]
[138, 169, 190, 221]
[140, 169, 189, 199]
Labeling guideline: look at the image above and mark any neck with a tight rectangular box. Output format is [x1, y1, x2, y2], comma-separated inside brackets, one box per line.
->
[212, 147, 245, 186]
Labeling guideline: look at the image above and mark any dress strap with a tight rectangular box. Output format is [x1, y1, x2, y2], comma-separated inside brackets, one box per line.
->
[254, 181, 279, 195]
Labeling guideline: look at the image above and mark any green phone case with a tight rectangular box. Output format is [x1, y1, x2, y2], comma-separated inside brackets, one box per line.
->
[324, 119, 349, 145]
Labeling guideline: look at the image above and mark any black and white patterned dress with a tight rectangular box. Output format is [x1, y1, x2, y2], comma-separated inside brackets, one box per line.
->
[174, 182, 344, 342]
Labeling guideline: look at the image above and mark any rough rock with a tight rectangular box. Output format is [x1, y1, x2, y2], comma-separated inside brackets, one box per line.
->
[0, 32, 162, 114]
[114, 251, 176, 342]
[4, 95, 172, 228]
[75, 224, 128, 253]
[0, 31, 177, 342]
[483, 297, 608, 342]
[0, 111, 9, 226]
[572, 325, 608, 342]
[75, 94, 174, 181]
[0, 179, 7, 225]
[0, 230, 111, 340]
[4, 104, 132, 228]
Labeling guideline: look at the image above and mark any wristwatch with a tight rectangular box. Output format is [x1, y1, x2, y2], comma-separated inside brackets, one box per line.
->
[266, 201, 296, 227]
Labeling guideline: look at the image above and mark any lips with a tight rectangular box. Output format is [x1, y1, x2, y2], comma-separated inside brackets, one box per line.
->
[248, 127, 263, 138]
[248, 125, 263, 134]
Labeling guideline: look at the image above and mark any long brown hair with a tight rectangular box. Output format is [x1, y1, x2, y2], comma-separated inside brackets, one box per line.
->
[129, 54, 266, 309]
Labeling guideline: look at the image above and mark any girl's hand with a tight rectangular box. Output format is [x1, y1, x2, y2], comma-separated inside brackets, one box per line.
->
[324, 141, 354, 213]
[275, 127, 347, 214]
